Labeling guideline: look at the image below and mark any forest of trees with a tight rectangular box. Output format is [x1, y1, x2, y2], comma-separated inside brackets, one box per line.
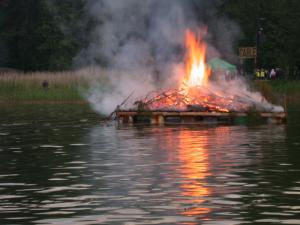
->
[0, 0, 299, 76]
[0, 0, 85, 71]
[222, 0, 300, 77]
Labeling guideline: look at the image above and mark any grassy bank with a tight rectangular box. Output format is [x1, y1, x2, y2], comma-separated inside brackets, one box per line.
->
[0, 70, 91, 103]
[253, 80, 300, 96]
[267, 80, 300, 95]
[1, 70, 300, 104]
[252, 80, 300, 107]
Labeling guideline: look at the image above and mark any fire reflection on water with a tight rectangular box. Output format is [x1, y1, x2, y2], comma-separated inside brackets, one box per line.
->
[177, 129, 211, 217]
[163, 128, 212, 217]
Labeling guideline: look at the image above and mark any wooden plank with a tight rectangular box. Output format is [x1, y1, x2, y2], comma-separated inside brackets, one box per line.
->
[116, 111, 286, 118]
[260, 112, 286, 118]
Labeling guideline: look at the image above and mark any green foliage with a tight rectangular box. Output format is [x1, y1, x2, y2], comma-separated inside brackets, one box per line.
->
[268, 80, 300, 96]
[0, 0, 299, 73]
[0, 0, 84, 71]
[0, 82, 82, 101]
[0, 72, 88, 102]
[252, 80, 275, 102]
[221, 0, 300, 74]
[253, 80, 300, 96]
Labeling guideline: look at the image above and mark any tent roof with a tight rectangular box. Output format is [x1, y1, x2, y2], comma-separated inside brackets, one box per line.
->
[207, 58, 237, 72]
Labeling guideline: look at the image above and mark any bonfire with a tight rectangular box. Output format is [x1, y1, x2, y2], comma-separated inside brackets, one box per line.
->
[125, 29, 264, 114]
[114, 29, 284, 116]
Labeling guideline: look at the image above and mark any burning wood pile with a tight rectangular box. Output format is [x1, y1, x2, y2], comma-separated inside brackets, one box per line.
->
[135, 86, 252, 113]
[112, 29, 286, 125]
[116, 29, 284, 116]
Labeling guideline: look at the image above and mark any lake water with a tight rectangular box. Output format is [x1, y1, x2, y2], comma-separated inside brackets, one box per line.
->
[0, 104, 300, 225]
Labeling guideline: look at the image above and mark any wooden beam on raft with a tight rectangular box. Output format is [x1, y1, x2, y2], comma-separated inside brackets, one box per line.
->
[116, 111, 286, 125]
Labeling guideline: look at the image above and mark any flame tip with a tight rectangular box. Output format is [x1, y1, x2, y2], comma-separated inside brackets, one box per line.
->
[181, 29, 210, 90]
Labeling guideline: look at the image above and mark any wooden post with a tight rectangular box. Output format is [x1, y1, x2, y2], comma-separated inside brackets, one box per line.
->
[128, 116, 133, 124]
[158, 115, 164, 125]
[118, 116, 124, 124]
[151, 116, 157, 125]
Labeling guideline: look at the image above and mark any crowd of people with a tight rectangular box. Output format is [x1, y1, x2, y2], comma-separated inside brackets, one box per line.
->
[255, 68, 285, 80]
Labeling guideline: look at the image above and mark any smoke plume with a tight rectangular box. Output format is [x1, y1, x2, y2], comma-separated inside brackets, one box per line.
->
[76, 0, 283, 115]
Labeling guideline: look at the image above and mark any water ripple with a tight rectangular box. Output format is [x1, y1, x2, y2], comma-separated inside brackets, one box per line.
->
[1, 105, 299, 224]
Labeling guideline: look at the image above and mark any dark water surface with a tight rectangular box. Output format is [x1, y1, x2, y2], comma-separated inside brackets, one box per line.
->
[0, 104, 300, 225]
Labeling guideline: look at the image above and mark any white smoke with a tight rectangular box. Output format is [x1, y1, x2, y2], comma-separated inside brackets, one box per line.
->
[76, 0, 283, 115]
[208, 76, 284, 112]
[82, 67, 155, 115]
[75, 0, 189, 115]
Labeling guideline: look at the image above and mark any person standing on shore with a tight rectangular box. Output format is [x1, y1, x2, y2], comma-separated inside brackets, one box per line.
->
[270, 68, 276, 80]
[42, 80, 49, 90]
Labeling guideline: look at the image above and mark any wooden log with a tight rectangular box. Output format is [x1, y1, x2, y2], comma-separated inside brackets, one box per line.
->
[116, 110, 286, 125]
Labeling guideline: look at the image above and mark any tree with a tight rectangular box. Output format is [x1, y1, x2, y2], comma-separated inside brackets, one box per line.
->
[220, 0, 300, 76]
[0, 0, 83, 71]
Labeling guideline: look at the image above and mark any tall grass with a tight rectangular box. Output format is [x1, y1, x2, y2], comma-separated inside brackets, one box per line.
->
[252, 80, 300, 106]
[1, 69, 299, 104]
[0, 70, 88, 102]
[253, 80, 300, 95]
[268, 80, 300, 95]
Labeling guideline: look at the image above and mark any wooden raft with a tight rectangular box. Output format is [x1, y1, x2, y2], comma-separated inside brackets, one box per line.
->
[116, 111, 287, 125]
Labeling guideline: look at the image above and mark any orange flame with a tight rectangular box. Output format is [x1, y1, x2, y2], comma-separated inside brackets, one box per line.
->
[143, 29, 241, 113]
[182, 29, 211, 88]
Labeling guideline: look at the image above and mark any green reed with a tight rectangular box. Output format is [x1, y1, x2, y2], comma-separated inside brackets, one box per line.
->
[0, 71, 88, 102]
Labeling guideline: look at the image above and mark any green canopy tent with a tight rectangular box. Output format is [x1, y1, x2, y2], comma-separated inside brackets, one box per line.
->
[207, 58, 237, 72]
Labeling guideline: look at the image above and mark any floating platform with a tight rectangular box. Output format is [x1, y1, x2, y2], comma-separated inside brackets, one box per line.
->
[116, 111, 287, 125]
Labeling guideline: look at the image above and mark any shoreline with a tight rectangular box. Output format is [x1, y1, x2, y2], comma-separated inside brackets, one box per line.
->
[0, 99, 88, 105]
[1, 72, 300, 105]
